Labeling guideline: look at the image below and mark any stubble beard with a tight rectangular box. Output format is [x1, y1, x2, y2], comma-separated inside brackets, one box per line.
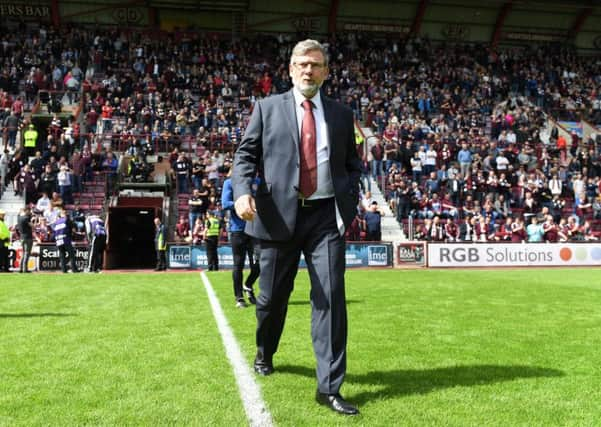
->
[296, 81, 320, 98]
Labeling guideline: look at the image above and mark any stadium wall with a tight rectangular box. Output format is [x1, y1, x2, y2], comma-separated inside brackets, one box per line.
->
[3, 0, 601, 50]
[168, 242, 394, 269]
[427, 242, 601, 268]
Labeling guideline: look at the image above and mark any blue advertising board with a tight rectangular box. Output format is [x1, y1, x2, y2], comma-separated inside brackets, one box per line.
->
[168, 243, 393, 269]
[168, 246, 191, 268]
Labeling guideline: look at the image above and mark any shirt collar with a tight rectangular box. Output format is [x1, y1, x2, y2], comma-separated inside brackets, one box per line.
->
[292, 87, 322, 110]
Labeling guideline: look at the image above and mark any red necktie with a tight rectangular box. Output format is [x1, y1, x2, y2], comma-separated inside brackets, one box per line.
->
[300, 100, 317, 197]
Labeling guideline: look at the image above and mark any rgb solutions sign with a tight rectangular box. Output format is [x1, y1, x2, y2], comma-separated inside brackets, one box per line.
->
[428, 243, 601, 267]
[169, 242, 393, 269]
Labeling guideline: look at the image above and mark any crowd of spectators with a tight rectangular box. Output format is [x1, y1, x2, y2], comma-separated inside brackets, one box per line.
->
[2, 22, 601, 244]
[352, 37, 601, 242]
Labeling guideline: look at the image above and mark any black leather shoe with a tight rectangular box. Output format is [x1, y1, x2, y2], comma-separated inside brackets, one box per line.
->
[316, 391, 359, 416]
[253, 353, 274, 376]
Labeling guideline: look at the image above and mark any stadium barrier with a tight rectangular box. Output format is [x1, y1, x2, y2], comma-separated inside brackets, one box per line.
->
[8, 242, 90, 272]
[427, 242, 601, 268]
[168, 242, 394, 269]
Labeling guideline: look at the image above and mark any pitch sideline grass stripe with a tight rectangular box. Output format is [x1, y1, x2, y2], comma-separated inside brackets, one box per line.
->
[200, 272, 274, 427]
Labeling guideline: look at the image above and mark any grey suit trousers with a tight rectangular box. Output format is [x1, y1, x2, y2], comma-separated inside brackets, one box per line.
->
[256, 198, 348, 394]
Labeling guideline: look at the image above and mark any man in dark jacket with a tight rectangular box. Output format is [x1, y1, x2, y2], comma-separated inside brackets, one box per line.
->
[17, 207, 33, 273]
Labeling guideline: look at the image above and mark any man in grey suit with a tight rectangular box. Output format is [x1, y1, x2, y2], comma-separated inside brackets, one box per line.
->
[233, 39, 362, 416]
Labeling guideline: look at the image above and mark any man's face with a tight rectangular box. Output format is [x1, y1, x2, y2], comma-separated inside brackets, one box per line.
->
[289, 49, 328, 98]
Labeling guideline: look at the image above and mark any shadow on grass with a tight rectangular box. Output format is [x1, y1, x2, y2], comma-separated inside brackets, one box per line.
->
[0, 313, 77, 318]
[277, 364, 564, 403]
[288, 299, 362, 306]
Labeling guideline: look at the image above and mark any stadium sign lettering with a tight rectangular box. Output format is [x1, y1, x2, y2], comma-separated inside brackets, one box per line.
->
[292, 17, 320, 31]
[112, 7, 143, 24]
[439, 247, 479, 263]
[503, 32, 565, 42]
[367, 245, 389, 266]
[396, 242, 425, 266]
[0, 4, 49, 17]
[171, 243, 393, 269]
[342, 23, 410, 34]
[428, 243, 601, 267]
[39, 245, 89, 271]
[485, 247, 552, 263]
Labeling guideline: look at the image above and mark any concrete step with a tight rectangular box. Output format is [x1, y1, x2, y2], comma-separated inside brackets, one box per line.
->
[0, 202, 25, 211]
[367, 177, 405, 242]
[0, 193, 24, 203]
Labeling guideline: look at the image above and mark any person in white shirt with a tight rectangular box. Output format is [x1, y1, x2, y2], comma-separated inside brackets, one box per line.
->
[506, 130, 517, 144]
[548, 173, 563, 197]
[496, 153, 509, 172]
[361, 191, 373, 211]
[35, 193, 51, 214]
[424, 146, 437, 176]
[411, 151, 423, 182]
[57, 165, 73, 205]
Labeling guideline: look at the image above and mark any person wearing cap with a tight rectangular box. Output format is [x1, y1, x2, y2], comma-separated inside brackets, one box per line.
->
[203, 209, 222, 271]
[363, 201, 383, 241]
[0, 209, 11, 272]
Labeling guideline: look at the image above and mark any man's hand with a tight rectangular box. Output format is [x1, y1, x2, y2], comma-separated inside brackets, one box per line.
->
[235, 194, 256, 221]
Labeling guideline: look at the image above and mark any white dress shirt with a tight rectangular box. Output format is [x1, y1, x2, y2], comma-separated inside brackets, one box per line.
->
[293, 88, 345, 235]
[292, 88, 334, 200]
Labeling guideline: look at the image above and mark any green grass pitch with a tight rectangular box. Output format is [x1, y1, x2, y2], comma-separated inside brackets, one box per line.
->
[1, 269, 601, 426]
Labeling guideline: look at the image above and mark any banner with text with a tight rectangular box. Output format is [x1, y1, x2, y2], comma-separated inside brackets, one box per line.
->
[395, 242, 426, 266]
[38, 244, 90, 271]
[169, 242, 393, 269]
[428, 243, 601, 267]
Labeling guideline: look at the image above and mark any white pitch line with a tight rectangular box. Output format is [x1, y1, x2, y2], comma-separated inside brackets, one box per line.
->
[200, 272, 274, 427]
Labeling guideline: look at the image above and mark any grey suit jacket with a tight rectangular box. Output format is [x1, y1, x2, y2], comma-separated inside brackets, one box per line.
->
[232, 90, 362, 241]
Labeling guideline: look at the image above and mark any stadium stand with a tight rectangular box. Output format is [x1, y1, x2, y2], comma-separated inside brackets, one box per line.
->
[1, 4, 601, 271]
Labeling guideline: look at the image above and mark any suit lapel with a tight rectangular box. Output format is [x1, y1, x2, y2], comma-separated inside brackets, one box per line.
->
[282, 91, 299, 152]
[321, 95, 338, 163]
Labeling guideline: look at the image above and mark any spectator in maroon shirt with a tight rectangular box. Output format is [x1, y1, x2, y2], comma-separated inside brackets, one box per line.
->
[429, 216, 445, 242]
[444, 218, 459, 242]
[70, 151, 85, 193]
[86, 109, 99, 134]
[175, 216, 190, 242]
[511, 217, 527, 243]
[370, 139, 384, 180]
[543, 215, 559, 242]
[493, 217, 512, 241]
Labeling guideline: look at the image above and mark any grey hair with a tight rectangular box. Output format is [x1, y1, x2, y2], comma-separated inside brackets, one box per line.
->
[290, 39, 329, 67]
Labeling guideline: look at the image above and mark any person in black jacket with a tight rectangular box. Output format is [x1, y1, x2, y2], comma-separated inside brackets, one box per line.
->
[17, 207, 33, 273]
